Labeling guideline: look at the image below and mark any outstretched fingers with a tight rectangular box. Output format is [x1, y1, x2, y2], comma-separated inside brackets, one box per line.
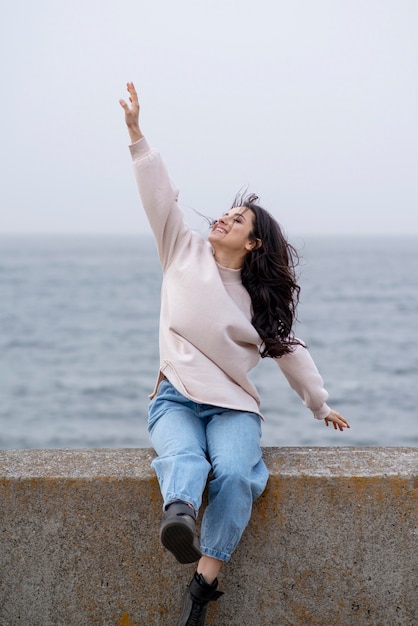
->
[127, 81, 138, 104]
[325, 410, 350, 432]
[119, 82, 139, 112]
[119, 81, 142, 142]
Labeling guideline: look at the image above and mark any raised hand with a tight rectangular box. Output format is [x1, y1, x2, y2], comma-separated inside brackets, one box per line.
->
[119, 82, 143, 143]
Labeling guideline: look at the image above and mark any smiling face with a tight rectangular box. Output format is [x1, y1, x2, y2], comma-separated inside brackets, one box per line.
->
[208, 206, 258, 268]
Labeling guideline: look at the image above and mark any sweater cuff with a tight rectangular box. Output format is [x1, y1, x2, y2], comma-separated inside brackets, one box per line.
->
[129, 137, 151, 160]
[313, 403, 331, 420]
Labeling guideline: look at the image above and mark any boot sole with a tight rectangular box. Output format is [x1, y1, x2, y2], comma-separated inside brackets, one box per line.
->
[160, 519, 202, 564]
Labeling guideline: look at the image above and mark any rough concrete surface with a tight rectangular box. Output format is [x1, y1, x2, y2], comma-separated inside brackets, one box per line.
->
[0, 447, 417, 625]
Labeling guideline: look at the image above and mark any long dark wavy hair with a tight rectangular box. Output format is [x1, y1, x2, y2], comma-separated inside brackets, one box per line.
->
[231, 192, 302, 358]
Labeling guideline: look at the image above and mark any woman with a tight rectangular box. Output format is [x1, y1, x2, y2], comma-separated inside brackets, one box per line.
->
[119, 82, 350, 626]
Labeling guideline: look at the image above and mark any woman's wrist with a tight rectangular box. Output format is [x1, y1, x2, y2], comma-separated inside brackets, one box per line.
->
[127, 124, 144, 143]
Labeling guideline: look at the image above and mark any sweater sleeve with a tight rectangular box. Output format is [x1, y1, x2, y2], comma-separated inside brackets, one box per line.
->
[275, 343, 331, 419]
[129, 137, 190, 270]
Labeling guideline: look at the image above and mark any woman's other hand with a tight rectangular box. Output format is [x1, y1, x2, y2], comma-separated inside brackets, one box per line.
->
[324, 410, 350, 432]
[119, 82, 143, 143]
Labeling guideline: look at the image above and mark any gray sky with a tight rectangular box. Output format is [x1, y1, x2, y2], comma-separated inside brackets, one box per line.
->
[1, 0, 417, 236]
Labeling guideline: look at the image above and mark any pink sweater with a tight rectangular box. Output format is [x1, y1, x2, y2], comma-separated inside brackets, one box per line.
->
[130, 137, 331, 420]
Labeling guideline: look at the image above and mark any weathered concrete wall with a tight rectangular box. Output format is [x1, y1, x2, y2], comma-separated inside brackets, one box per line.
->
[0, 447, 417, 626]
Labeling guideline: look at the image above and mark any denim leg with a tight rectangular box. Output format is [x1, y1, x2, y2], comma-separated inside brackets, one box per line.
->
[200, 410, 269, 562]
[148, 382, 212, 514]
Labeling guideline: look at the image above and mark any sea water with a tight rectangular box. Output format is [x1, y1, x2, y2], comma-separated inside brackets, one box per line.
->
[1, 234, 417, 449]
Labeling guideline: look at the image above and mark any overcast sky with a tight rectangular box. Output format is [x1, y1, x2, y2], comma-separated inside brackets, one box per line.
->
[1, 0, 417, 236]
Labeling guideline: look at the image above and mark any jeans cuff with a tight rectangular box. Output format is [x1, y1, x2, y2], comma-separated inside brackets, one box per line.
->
[164, 493, 199, 515]
[200, 545, 232, 563]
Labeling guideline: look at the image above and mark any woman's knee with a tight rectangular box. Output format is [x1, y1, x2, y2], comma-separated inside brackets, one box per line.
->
[210, 457, 269, 499]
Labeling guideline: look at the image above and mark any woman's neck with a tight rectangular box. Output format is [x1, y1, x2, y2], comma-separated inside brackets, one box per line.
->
[212, 249, 245, 270]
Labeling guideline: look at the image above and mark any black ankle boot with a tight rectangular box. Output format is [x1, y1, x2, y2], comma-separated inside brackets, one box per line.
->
[160, 501, 202, 564]
[175, 573, 224, 626]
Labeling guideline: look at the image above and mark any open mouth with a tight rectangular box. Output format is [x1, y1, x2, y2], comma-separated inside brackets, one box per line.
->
[213, 225, 228, 234]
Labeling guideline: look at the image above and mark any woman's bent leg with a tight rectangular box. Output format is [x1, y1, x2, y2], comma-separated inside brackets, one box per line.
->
[200, 410, 269, 562]
[148, 381, 211, 513]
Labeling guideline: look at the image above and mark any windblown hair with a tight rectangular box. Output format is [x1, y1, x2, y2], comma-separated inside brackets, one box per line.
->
[232, 192, 302, 358]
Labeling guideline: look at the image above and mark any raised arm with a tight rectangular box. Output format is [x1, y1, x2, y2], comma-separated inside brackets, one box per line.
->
[119, 82, 191, 271]
[119, 82, 144, 144]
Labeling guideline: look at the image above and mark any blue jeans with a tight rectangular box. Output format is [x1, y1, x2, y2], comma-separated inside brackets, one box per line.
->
[148, 379, 269, 562]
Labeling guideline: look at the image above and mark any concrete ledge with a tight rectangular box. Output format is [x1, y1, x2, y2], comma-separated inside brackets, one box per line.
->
[0, 447, 417, 625]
